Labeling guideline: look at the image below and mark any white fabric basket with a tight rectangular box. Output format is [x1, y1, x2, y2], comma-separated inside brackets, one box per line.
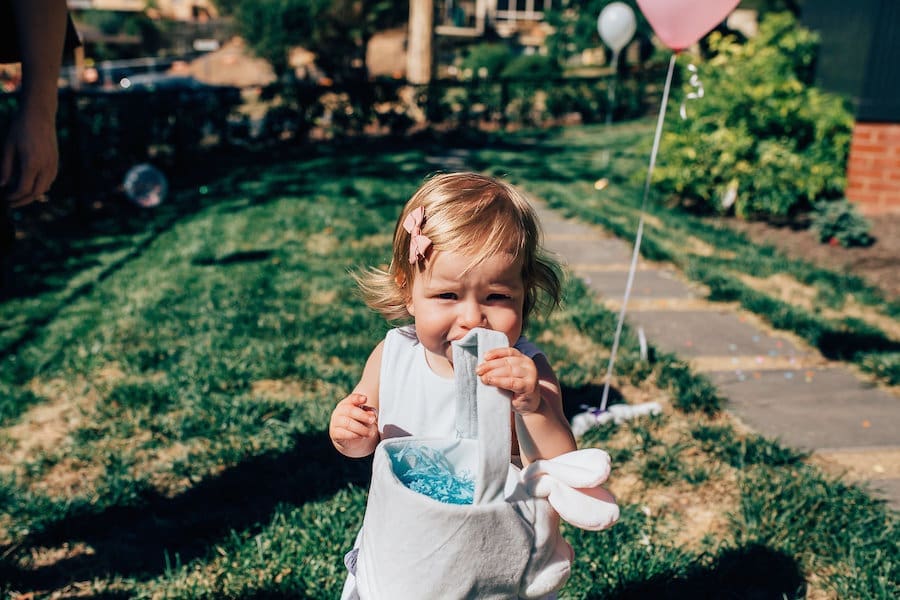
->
[355, 328, 573, 599]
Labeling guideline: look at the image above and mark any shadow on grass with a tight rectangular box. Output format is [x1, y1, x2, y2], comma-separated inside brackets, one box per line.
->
[0, 431, 371, 589]
[1, 225, 172, 359]
[608, 544, 806, 599]
[561, 383, 625, 421]
[818, 328, 900, 361]
[174, 545, 806, 600]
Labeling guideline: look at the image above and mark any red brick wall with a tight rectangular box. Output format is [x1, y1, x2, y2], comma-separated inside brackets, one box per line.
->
[846, 122, 900, 214]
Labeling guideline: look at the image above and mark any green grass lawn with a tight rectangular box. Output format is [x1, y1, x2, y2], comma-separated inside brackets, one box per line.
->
[1, 125, 897, 598]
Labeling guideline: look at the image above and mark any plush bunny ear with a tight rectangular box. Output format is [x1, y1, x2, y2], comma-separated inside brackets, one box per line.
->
[544, 483, 619, 531]
[521, 448, 619, 531]
[521, 448, 612, 489]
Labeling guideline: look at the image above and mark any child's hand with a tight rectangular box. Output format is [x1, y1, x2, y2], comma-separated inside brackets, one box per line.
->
[476, 347, 541, 415]
[329, 393, 379, 457]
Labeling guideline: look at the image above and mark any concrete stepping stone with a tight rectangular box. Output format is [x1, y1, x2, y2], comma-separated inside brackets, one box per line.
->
[577, 269, 700, 300]
[545, 237, 634, 265]
[814, 447, 900, 511]
[626, 310, 811, 359]
[707, 367, 900, 450]
[869, 478, 900, 511]
[540, 216, 600, 238]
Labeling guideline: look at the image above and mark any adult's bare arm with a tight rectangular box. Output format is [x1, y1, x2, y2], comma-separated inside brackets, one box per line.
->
[1, 0, 68, 207]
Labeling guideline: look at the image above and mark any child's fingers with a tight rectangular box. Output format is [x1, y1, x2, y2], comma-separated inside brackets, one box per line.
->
[350, 404, 378, 425]
[479, 362, 534, 390]
[333, 409, 376, 437]
[478, 356, 535, 380]
[482, 347, 522, 362]
[336, 400, 377, 425]
[331, 393, 377, 434]
[478, 355, 537, 396]
[475, 352, 542, 413]
[477, 356, 517, 376]
[343, 393, 377, 417]
[335, 415, 375, 439]
[481, 373, 535, 395]
[346, 392, 369, 406]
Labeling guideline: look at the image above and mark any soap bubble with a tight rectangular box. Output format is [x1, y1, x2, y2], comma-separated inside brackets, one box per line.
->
[123, 164, 168, 208]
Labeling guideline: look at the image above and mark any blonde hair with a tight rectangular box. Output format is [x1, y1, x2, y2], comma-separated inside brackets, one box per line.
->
[356, 172, 562, 325]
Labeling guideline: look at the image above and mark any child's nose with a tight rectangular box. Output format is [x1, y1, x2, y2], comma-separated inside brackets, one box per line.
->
[458, 299, 485, 329]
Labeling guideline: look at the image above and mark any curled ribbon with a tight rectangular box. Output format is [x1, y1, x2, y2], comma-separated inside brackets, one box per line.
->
[403, 206, 432, 264]
[679, 63, 705, 120]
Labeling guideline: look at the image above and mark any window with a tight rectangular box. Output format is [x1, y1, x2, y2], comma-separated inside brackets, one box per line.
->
[496, 0, 549, 22]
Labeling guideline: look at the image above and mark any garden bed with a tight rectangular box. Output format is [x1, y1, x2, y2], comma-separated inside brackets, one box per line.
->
[722, 213, 900, 300]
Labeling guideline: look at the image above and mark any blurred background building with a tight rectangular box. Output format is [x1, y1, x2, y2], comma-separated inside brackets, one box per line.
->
[68, 0, 218, 21]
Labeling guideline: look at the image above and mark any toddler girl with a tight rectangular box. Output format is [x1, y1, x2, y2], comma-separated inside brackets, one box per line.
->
[329, 172, 577, 597]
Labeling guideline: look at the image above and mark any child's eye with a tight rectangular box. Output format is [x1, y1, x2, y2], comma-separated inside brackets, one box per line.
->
[437, 292, 457, 300]
[487, 293, 511, 301]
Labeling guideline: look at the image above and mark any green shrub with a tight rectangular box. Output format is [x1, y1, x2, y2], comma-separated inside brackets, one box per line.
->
[460, 42, 516, 78]
[544, 80, 604, 121]
[653, 13, 854, 219]
[811, 200, 874, 248]
[500, 54, 561, 80]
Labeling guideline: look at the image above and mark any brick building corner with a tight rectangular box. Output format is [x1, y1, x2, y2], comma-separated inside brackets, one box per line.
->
[847, 123, 900, 214]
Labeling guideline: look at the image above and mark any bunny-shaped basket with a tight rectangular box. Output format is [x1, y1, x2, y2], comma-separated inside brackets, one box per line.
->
[355, 328, 618, 599]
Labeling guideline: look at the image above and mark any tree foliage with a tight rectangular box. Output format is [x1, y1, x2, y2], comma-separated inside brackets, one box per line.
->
[73, 9, 165, 60]
[214, 0, 406, 80]
[543, 0, 653, 68]
[739, 0, 805, 17]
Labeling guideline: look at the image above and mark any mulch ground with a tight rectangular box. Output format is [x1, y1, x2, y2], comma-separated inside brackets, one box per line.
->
[718, 212, 900, 301]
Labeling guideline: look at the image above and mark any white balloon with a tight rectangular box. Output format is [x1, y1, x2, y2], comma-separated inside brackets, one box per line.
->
[597, 2, 637, 54]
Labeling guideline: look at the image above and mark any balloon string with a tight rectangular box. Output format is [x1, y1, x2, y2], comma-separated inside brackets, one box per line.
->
[600, 53, 677, 412]
[679, 63, 704, 120]
[606, 50, 620, 126]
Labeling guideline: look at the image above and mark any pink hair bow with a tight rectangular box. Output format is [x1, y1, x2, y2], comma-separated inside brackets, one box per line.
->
[403, 206, 432, 264]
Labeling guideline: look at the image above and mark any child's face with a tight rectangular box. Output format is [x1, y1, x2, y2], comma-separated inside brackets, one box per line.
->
[406, 248, 525, 377]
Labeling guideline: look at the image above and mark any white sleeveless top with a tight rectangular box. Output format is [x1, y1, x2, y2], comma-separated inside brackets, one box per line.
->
[340, 327, 547, 599]
[377, 326, 543, 441]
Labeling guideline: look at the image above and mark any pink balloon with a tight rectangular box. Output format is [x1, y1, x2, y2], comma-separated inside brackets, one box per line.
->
[636, 0, 740, 51]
